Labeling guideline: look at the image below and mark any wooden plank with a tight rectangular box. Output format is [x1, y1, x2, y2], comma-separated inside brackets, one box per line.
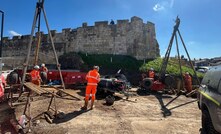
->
[24, 84, 42, 95]
[12, 102, 27, 107]
[23, 82, 61, 97]
[53, 86, 81, 100]
[23, 82, 46, 95]
[40, 88, 60, 98]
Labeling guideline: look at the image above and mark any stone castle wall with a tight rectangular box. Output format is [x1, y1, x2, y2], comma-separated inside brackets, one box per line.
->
[2, 16, 160, 67]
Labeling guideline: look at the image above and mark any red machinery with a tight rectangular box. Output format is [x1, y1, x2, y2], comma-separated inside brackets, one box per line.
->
[47, 70, 87, 85]
[9, 68, 87, 86]
[151, 80, 165, 91]
[141, 78, 165, 91]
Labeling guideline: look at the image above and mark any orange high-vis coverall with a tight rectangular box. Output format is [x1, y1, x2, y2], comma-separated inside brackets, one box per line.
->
[0, 74, 6, 98]
[30, 70, 41, 86]
[148, 70, 155, 79]
[85, 69, 100, 102]
[184, 73, 192, 92]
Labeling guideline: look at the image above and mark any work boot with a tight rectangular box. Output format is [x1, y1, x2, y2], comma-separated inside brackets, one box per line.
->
[81, 100, 88, 110]
[90, 100, 95, 110]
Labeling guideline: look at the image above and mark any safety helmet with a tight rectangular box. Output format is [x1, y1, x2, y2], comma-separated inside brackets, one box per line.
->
[93, 66, 99, 71]
[150, 68, 154, 71]
[41, 63, 45, 67]
[34, 65, 40, 69]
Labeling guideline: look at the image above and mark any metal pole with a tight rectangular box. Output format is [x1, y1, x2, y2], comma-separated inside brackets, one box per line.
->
[42, 3, 65, 89]
[21, 5, 39, 90]
[34, 2, 42, 65]
[177, 29, 200, 85]
[175, 32, 184, 91]
[0, 10, 4, 75]
[159, 16, 180, 81]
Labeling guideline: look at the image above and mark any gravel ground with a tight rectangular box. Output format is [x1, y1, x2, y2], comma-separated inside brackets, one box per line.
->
[1, 88, 202, 134]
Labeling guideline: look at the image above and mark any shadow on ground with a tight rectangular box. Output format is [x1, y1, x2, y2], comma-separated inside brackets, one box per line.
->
[53, 109, 90, 124]
[136, 88, 197, 118]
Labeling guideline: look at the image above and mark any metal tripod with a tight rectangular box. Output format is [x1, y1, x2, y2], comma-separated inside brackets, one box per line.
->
[21, 0, 65, 90]
[159, 16, 200, 92]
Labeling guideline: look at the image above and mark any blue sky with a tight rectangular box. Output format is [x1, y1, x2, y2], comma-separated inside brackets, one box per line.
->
[0, 0, 220, 59]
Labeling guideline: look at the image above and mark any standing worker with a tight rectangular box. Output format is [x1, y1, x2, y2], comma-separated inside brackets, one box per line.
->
[184, 72, 192, 93]
[30, 65, 41, 86]
[81, 66, 100, 110]
[40, 63, 48, 84]
[40, 63, 48, 73]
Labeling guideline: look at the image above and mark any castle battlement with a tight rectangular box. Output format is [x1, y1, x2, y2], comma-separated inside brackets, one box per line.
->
[2, 16, 160, 66]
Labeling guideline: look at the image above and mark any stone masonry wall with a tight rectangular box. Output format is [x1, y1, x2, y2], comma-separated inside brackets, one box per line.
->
[2, 16, 160, 67]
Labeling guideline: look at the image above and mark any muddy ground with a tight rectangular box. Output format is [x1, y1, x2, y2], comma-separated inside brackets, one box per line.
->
[0, 88, 201, 134]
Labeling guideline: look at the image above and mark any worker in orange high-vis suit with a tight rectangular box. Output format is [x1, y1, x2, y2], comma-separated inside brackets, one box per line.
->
[148, 68, 155, 79]
[184, 72, 192, 93]
[81, 66, 100, 110]
[30, 65, 42, 86]
[0, 73, 6, 101]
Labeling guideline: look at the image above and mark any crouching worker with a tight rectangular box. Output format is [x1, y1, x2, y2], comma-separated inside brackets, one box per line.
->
[30, 65, 42, 86]
[148, 68, 155, 79]
[81, 66, 100, 110]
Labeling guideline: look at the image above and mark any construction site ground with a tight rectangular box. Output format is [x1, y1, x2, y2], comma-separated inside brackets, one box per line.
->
[0, 87, 202, 134]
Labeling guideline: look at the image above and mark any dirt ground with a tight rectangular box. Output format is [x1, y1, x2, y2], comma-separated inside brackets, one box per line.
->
[0, 87, 202, 134]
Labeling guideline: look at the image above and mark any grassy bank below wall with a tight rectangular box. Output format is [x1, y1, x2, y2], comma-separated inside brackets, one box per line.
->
[59, 53, 204, 85]
[59, 52, 144, 85]
[79, 53, 145, 85]
[78, 53, 143, 73]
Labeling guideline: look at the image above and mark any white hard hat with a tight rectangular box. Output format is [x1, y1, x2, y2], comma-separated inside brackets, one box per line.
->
[93, 66, 99, 71]
[34, 65, 40, 69]
[41, 63, 45, 67]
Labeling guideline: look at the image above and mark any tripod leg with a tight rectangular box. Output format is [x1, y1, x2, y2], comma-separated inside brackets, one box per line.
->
[177, 29, 200, 85]
[41, 6, 66, 90]
[175, 32, 184, 92]
[20, 4, 39, 92]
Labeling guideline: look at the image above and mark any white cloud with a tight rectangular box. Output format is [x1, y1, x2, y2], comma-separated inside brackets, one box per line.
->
[153, 0, 175, 12]
[8, 30, 21, 36]
[153, 4, 165, 11]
